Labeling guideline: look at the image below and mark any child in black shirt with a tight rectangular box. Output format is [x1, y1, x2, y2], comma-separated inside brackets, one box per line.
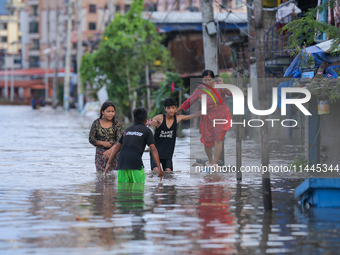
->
[105, 108, 163, 182]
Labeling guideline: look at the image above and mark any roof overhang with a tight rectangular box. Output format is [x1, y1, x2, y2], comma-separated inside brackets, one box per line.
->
[142, 12, 248, 32]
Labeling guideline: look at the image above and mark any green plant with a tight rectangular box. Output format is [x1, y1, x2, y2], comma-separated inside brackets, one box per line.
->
[302, 72, 340, 102]
[287, 44, 315, 69]
[151, 72, 187, 117]
[79, 0, 174, 119]
[289, 155, 309, 171]
[283, 0, 340, 52]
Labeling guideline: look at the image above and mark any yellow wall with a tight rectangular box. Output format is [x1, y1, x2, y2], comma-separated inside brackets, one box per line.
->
[0, 15, 21, 54]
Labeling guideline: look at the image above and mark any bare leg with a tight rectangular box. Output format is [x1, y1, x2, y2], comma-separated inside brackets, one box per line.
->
[153, 167, 159, 171]
[165, 168, 172, 172]
[213, 141, 223, 165]
[204, 146, 213, 165]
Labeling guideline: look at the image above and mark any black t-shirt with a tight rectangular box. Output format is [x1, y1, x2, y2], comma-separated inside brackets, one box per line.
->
[153, 114, 177, 159]
[117, 122, 155, 170]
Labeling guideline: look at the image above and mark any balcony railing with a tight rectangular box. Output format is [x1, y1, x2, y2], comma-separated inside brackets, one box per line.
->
[263, 13, 301, 78]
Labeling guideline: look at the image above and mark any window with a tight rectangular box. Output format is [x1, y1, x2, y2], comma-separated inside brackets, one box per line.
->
[29, 22, 39, 33]
[1, 36, 7, 43]
[125, 5, 130, 12]
[116, 5, 121, 12]
[89, 4, 96, 13]
[32, 5, 38, 16]
[32, 39, 39, 50]
[14, 58, 21, 64]
[0, 23, 7, 30]
[235, 0, 242, 8]
[89, 22, 96, 30]
[18, 36, 21, 43]
[29, 56, 40, 68]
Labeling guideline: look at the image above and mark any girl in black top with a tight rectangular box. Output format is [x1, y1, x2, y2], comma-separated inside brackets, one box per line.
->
[89, 102, 122, 172]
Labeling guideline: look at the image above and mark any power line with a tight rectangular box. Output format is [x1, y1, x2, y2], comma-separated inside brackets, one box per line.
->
[177, 27, 196, 52]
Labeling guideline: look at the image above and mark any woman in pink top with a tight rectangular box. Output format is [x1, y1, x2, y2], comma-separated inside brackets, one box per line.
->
[176, 70, 232, 166]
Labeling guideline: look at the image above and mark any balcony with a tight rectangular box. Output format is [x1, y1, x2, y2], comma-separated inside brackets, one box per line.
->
[5, 0, 25, 9]
[27, 0, 39, 6]
[28, 49, 40, 56]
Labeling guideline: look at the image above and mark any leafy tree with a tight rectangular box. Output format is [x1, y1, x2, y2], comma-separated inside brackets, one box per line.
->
[283, 0, 340, 51]
[151, 72, 188, 117]
[80, 0, 174, 119]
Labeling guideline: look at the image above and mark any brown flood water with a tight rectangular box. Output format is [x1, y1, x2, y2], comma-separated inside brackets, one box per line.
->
[1, 105, 339, 254]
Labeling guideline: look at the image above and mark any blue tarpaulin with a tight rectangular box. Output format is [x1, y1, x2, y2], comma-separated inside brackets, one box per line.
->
[278, 42, 340, 107]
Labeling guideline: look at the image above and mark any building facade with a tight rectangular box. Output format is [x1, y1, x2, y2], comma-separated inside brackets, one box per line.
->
[0, 0, 24, 70]
[21, 0, 127, 70]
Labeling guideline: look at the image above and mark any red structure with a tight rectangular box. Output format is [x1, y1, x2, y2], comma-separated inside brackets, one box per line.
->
[0, 68, 72, 103]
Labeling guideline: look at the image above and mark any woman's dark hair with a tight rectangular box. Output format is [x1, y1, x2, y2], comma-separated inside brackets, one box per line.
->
[100, 101, 117, 124]
[164, 97, 177, 107]
[202, 70, 215, 78]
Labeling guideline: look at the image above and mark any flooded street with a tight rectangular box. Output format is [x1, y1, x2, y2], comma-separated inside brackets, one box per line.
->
[1, 105, 340, 254]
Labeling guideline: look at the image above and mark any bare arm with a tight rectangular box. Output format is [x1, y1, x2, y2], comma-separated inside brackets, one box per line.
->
[177, 111, 201, 122]
[150, 144, 163, 179]
[104, 142, 122, 177]
[147, 114, 163, 128]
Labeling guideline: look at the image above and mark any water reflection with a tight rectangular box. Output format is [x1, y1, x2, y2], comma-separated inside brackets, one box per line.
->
[1, 106, 340, 254]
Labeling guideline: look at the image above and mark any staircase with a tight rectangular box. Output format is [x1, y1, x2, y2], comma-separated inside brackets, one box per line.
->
[263, 14, 300, 78]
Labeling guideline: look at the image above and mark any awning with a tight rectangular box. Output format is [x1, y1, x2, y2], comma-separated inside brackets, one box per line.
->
[142, 12, 248, 32]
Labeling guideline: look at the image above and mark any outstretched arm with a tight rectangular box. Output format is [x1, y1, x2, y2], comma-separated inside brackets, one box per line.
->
[178, 87, 202, 112]
[177, 111, 201, 122]
[150, 144, 163, 179]
[104, 142, 122, 177]
[146, 115, 163, 128]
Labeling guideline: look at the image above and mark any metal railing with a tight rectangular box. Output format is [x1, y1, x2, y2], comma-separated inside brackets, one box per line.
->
[263, 13, 301, 78]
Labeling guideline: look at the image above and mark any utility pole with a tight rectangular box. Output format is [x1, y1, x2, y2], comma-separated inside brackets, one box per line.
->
[10, 49, 14, 102]
[200, 0, 218, 75]
[4, 51, 7, 99]
[254, 0, 272, 210]
[201, 0, 224, 164]
[53, 1, 60, 109]
[108, 0, 116, 22]
[236, 59, 243, 181]
[77, 0, 83, 112]
[63, 0, 74, 111]
[46, 0, 50, 101]
[145, 65, 151, 112]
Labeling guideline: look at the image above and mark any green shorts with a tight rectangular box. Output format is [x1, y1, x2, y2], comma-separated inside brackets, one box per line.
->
[117, 167, 145, 183]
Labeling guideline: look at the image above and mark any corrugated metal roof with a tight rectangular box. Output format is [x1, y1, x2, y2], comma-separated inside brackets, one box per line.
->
[142, 11, 247, 24]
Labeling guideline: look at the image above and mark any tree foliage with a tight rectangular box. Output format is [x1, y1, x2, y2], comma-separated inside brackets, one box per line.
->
[80, 0, 174, 118]
[283, 0, 340, 51]
[151, 72, 188, 117]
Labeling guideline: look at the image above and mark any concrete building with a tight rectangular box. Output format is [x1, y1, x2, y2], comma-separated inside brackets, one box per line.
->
[19, 0, 246, 70]
[21, 0, 122, 69]
[0, 0, 24, 70]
